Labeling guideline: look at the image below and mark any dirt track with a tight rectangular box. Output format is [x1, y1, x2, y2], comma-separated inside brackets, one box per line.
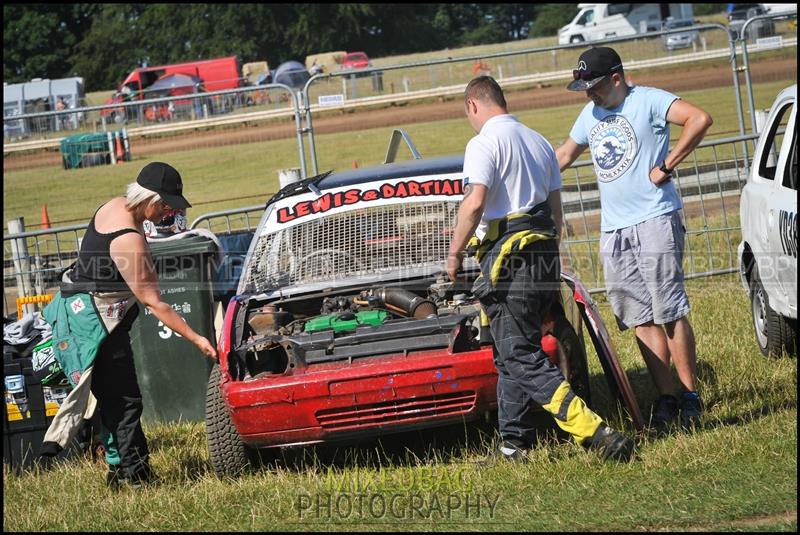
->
[5, 56, 796, 171]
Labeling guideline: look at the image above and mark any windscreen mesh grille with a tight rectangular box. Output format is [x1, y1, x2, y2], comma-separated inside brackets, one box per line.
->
[244, 202, 459, 293]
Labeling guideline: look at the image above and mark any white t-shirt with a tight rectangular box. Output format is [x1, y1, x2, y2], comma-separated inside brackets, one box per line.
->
[463, 114, 561, 239]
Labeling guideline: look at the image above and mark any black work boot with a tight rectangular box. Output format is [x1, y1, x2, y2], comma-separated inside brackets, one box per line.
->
[106, 464, 155, 490]
[584, 425, 634, 462]
[106, 465, 124, 490]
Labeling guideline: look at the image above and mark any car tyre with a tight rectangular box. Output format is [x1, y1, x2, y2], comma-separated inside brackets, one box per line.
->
[570, 35, 585, 44]
[552, 314, 591, 404]
[749, 267, 795, 357]
[206, 364, 263, 476]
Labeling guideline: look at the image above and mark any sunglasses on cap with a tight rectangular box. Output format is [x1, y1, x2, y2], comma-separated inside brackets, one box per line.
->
[572, 64, 623, 80]
[573, 68, 601, 81]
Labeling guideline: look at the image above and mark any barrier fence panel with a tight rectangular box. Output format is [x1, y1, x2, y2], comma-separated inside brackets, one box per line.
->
[4, 81, 297, 141]
[300, 19, 795, 176]
[740, 10, 798, 135]
[3, 223, 85, 317]
[189, 205, 265, 235]
[4, 83, 306, 185]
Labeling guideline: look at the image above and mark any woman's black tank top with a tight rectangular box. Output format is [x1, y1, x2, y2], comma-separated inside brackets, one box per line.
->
[71, 205, 139, 292]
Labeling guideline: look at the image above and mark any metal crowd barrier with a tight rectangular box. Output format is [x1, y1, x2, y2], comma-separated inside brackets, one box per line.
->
[4, 133, 760, 317]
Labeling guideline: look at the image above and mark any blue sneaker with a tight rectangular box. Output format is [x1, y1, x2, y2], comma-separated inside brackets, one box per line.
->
[649, 394, 679, 433]
[679, 391, 703, 429]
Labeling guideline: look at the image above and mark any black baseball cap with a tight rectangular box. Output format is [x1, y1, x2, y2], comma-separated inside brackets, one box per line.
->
[136, 162, 192, 209]
[566, 47, 624, 91]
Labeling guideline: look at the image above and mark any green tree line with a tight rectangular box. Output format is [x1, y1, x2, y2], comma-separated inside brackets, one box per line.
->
[4, 3, 580, 91]
[4, 4, 728, 92]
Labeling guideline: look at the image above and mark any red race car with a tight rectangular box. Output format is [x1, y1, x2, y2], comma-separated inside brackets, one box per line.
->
[206, 138, 641, 476]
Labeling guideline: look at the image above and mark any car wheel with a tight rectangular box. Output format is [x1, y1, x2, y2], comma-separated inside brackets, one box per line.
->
[749, 267, 794, 357]
[205, 364, 262, 476]
[552, 314, 591, 405]
[570, 35, 585, 44]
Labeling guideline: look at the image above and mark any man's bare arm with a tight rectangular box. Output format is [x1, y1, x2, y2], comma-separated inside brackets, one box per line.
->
[446, 183, 488, 281]
[650, 99, 713, 185]
[547, 189, 563, 240]
[555, 138, 588, 173]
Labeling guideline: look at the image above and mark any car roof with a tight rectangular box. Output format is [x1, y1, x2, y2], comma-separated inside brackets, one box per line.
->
[731, 5, 765, 16]
[265, 154, 464, 207]
[319, 155, 463, 188]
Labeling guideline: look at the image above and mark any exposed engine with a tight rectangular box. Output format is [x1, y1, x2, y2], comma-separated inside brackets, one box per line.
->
[231, 277, 483, 380]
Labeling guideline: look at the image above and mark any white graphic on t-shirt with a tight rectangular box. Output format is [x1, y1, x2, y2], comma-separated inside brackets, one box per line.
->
[589, 115, 637, 183]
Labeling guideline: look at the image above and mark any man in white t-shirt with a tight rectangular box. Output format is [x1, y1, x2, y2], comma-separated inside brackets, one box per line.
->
[556, 47, 713, 433]
[447, 76, 633, 462]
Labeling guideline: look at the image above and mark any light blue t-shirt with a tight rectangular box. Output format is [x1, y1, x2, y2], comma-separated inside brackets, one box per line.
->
[569, 85, 682, 231]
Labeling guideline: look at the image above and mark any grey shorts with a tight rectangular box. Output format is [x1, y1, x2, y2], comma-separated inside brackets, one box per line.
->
[600, 211, 690, 330]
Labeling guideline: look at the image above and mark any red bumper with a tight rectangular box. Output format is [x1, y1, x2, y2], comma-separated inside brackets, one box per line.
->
[222, 347, 497, 448]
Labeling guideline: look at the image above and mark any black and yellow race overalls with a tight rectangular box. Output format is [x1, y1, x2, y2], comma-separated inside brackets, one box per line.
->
[471, 202, 603, 447]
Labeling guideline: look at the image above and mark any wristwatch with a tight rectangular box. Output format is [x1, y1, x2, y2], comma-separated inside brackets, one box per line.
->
[659, 161, 674, 175]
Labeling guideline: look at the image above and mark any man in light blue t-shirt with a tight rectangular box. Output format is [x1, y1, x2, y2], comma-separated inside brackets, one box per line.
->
[555, 47, 713, 434]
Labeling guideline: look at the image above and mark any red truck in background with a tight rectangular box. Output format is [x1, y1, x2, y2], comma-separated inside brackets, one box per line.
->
[103, 56, 244, 122]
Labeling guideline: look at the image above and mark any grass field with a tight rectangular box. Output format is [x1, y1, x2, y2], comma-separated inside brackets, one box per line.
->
[3, 274, 796, 531]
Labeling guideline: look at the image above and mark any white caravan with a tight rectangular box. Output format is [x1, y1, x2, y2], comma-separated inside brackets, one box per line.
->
[558, 3, 694, 45]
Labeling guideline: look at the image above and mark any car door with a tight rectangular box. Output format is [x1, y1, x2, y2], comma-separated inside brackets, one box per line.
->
[767, 107, 797, 316]
[758, 96, 797, 315]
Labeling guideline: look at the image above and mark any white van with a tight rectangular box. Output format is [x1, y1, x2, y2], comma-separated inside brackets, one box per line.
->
[738, 84, 797, 357]
[558, 3, 694, 45]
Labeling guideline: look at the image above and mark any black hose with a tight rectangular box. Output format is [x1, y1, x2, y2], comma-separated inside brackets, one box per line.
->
[377, 288, 437, 319]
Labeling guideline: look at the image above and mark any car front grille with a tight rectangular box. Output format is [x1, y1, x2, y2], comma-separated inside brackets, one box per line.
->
[316, 390, 477, 430]
[244, 201, 460, 293]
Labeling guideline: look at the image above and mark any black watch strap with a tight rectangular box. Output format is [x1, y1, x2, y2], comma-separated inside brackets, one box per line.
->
[659, 162, 673, 175]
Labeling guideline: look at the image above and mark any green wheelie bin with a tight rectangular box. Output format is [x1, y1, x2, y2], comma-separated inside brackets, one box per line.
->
[129, 234, 219, 422]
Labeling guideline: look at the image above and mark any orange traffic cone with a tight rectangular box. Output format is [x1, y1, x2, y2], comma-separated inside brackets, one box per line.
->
[352, 160, 359, 168]
[41, 204, 51, 229]
[115, 133, 125, 162]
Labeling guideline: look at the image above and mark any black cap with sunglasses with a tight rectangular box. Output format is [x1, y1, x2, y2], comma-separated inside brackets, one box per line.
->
[136, 162, 192, 209]
[567, 47, 624, 91]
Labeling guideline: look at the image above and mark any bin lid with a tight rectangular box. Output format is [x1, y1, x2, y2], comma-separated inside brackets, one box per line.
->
[147, 234, 219, 256]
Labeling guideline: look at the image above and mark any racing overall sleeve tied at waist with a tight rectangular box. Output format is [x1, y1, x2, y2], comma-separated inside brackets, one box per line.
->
[39, 270, 139, 454]
[471, 200, 558, 288]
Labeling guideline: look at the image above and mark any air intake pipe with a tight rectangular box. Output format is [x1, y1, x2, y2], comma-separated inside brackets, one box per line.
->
[359, 288, 437, 319]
